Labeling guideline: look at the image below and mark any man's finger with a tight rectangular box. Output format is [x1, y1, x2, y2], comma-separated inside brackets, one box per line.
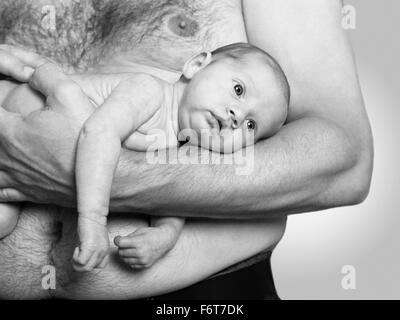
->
[0, 45, 49, 68]
[0, 171, 9, 187]
[0, 188, 28, 202]
[0, 49, 34, 82]
[29, 62, 69, 97]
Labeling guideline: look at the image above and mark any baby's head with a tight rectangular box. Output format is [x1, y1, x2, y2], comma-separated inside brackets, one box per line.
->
[178, 42, 290, 153]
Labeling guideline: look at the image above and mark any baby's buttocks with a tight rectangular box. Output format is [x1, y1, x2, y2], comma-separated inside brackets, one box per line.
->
[0, 82, 46, 116]
[0, 80, 18, 106]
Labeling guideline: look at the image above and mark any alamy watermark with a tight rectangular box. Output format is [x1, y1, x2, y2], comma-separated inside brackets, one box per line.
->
[41, 5, 56, 32]
[40, 4, 357, 33]
[341, 265, 357, 290]
[41, 265, 56, 290]
[342, 5, 357, 30]
[144, 129, 255, 176]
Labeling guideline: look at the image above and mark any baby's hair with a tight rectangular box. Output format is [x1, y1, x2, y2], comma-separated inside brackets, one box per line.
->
[211, 42, 291, 107]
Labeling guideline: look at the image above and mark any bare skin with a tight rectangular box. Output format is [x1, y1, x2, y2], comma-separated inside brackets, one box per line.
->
[0, 0, 372, 299]
[0, 44, 287, 272]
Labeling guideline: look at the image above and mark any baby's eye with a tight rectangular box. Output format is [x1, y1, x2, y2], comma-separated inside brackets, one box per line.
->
[234, 84, 244, 97]
[246, 119, 256, 131]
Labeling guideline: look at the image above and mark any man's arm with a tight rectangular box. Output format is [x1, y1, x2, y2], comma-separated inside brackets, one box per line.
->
[0, 0, 372, 218]
[109, 0, 372, 218]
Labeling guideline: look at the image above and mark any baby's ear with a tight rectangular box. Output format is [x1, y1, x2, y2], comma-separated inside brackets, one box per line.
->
[182, 52, 212, 79]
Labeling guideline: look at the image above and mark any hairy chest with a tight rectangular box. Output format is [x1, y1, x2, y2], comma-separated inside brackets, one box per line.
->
[0, 0, 247, 71]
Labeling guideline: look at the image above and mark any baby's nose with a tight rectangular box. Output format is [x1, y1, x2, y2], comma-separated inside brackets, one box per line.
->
[228, 107, 246, 129]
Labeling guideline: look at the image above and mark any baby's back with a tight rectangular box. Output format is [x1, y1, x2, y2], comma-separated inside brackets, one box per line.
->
[1, 69, 179, 151]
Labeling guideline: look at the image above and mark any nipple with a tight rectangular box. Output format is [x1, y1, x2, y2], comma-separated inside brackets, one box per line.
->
[179, 21, 187, 29]
[168, 14, 199, 38]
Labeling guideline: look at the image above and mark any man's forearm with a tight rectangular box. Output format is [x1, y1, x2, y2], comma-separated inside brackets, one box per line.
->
[111, 115, 371, 219]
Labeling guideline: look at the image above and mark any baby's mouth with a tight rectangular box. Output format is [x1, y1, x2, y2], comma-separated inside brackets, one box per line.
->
[216, 119, 223, 131]
[207, 112, 221, 131]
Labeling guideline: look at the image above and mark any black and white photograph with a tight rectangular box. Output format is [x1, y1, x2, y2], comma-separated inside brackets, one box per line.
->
[0, 0, 398, 306]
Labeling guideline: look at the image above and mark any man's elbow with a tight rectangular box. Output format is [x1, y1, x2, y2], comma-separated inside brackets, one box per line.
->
[347, 153, 373, 206]
[320, 115, 374, 208]
[339, 127, 374, 206]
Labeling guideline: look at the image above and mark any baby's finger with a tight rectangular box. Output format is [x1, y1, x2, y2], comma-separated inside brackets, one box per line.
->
[96, 255, 109, 269]
[72, 247, 80, 262]
[72, 262, 88, 273]
[72, 253, 90, 272]
[84, 251, 103, 271]
[73, 247, 93, 267]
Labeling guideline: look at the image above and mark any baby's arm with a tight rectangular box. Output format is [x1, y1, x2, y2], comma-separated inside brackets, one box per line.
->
[73, 74, 164, 272]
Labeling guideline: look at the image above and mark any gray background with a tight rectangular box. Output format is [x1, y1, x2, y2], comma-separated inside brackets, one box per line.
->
[273, 0, 400, 299]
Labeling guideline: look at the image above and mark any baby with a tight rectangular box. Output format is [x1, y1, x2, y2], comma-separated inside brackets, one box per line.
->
[0, 43, 290, 271]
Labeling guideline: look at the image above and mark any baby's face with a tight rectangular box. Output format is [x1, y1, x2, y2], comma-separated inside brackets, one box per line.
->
[178, 55, 288, 153]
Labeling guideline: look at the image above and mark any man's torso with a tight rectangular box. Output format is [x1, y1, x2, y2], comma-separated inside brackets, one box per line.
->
[0, 0, 247, 71]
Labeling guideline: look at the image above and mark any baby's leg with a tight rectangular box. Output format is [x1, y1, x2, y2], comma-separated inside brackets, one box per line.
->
[115, 217, 185, 269]
[0, 204, 20, 239]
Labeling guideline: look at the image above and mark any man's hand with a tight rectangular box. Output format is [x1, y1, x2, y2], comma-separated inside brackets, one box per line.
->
[0, 46, 90, 205]
[0, 105, 79, 205]
[0, 45, 39, 82]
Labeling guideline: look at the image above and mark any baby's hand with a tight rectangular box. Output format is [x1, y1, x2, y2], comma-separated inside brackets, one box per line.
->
[72, 215, 110, 272]
[114, 227, 178, 269]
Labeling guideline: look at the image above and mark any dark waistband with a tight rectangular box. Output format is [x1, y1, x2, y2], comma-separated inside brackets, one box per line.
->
[150, 251, 279, 300]
[210, 250, 272, 279]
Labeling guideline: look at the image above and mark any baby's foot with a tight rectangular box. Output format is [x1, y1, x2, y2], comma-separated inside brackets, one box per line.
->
[0, 204, 20, 239]
[114, 226, 179, 269]
[72, 215, 110, 272]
